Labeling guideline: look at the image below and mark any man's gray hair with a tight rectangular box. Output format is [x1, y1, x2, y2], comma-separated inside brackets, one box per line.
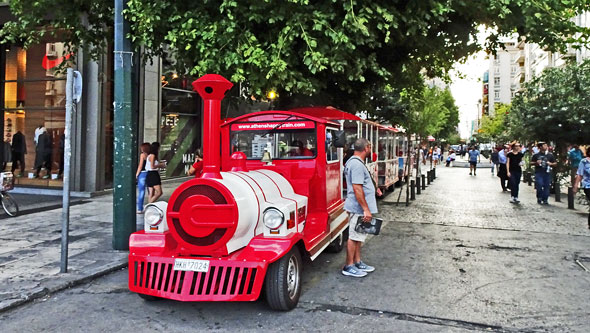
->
[353, 138, 371, 152]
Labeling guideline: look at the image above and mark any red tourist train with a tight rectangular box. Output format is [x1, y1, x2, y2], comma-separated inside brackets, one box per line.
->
[128, 74, 407, 310]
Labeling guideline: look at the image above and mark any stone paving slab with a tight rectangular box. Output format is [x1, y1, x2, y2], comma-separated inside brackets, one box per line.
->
[0, 177, 189, 313]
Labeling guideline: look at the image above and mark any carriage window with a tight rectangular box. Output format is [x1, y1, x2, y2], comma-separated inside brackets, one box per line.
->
[326, 129, 339, 162]
[378, 135, 387, 161]
[230, 128, 316, 159]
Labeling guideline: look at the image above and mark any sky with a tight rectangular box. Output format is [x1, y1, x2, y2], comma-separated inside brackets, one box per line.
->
[449, 51, 488, 139]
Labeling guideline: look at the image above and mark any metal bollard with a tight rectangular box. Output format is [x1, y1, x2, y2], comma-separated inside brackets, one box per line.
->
[527, 172, 532, 186]
[433, 167, 436, 179]
[568, 187, 575, 209]
[410, 180, 416, 200]
[421, 174, 426, 190]
[416, 176, 421, 194]
[555, 182, 561, 202]
[427, 171, 431, 185]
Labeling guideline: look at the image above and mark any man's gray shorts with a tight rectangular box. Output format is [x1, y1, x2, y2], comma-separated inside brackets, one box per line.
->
[348, 213, 367, 242]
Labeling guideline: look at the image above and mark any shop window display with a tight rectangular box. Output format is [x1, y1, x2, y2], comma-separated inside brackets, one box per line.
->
[159, 71, 202, 178]
[2, 42, 68, 186]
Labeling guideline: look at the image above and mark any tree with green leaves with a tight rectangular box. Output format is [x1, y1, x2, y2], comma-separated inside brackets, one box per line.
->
[509, 60, 590, 146]
[435, 88, 460, 142]
[509, 60, 590, 182]
[2, 0, 590, 113]
[402, 85, 455, 140]
[478, 103, 509, 143]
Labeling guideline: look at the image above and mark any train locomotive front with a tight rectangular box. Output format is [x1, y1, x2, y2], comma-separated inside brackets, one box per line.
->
[128, 74, 348, 310]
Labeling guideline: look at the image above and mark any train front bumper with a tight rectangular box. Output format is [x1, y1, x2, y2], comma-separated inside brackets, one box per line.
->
[129, 253, 267, 302]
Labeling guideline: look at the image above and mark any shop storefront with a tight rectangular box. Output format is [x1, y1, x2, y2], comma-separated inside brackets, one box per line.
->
[158, 72, 202, 178]
[1, 42, 69, 187]
[0, 35, 121, 193]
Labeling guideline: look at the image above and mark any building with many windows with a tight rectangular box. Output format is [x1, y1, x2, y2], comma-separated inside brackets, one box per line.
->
[482, 11, 590, 119]
[485, 38, 521, 116]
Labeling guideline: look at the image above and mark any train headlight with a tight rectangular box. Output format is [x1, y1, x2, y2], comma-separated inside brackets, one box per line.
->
[144, 204, 164, 227]
[263, 208, 284, 229]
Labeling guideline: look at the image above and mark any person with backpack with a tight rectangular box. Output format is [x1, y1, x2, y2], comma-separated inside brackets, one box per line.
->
[490, 147, 500, 174]
[569, 144, 583, 185]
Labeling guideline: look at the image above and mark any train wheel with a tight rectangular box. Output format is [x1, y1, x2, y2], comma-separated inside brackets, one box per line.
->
[326, 228, 348, 253]
[265, 248, 302, 311]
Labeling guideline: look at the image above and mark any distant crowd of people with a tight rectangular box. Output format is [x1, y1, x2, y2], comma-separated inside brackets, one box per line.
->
[423, 141, 590, 229]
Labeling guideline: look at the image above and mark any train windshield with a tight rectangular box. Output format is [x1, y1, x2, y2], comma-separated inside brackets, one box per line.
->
[230, 125, 317, 160]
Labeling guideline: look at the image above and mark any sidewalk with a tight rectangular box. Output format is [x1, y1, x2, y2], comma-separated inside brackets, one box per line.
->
[0, 177, 189, 312]
[383, 165, 590, 235]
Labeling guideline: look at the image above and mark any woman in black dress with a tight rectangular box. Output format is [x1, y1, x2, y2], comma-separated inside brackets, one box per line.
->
[146, 142, 166, 203]
[506, 142, 524, 203]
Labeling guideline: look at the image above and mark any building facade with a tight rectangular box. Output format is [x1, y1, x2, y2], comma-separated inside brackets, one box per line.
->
[485, 39, 521, 116]
[0, 5, 206, 194]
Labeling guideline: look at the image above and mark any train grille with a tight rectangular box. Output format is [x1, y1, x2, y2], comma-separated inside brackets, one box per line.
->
[130, 258, 262, 300]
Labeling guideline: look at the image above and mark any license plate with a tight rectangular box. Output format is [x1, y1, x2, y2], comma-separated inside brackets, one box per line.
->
[173, 258, 210, 272]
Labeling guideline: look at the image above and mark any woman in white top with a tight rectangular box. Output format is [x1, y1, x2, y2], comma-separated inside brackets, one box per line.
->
[145, 142, 166, 203]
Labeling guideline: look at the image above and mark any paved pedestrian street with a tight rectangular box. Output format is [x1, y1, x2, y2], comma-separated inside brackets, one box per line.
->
[1, 167, 589, 332]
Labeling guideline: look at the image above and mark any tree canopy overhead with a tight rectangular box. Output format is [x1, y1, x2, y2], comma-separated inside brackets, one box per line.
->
[2, 0, 590, 112]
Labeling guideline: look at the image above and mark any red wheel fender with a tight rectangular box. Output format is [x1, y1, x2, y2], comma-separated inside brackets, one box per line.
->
[232, 234, 304, 264]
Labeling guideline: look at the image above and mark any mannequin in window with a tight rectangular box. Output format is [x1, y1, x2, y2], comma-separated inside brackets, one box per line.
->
[35, 128, 53, 179]
[2, 136, 12, 171]
[11, 131, 26, 176]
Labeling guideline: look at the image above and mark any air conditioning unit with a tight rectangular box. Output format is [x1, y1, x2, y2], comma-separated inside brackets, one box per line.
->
[46, 43, 57, 57]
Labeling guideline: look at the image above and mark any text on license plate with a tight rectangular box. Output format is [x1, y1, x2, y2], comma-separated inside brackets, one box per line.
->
[173, 258, 210, 272]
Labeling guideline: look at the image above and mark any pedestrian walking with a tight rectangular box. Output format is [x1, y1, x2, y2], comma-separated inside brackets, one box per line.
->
[432, 145, 439, 166]
[490, 148, 499, 174]
[506, 142, 524, 203]
[342, 138, 381, 278]
[568, 144, 583, 185]
[146, 142, 166, 203]
[531, 142, 557, 205]
[135, 142, 150, 213]
[573, 148, 590, 229]
[468, 146, 480, 176]
[497, 145, 509, 191]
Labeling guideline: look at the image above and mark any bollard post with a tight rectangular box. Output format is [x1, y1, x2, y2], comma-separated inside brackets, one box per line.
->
[427, 171, 431, 185]
[410, 180, 416, 200]
[527, 172, 532, 186]
[416, 176, 421, 194]
[433, 167, 436, 179]
[568, 187, 575, 209]
[555, 182, 561, 202]
[421, 174, 426, 190]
